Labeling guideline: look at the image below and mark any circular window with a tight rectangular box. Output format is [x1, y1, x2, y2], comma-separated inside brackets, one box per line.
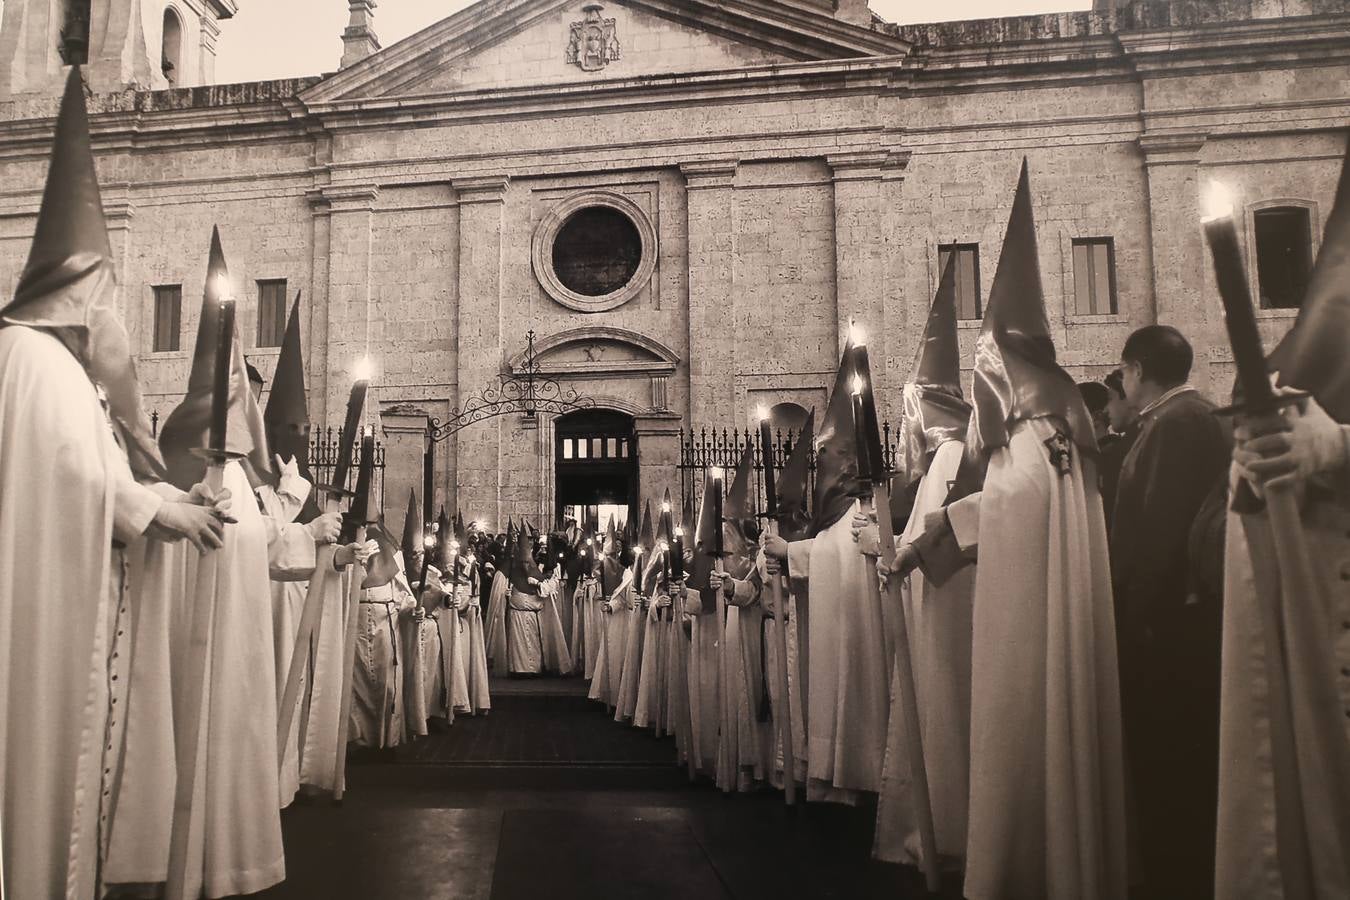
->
[532, 191, 658, 313]
[552, 207, 643, 297]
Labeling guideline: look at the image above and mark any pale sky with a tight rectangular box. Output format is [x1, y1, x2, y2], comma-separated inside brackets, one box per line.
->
[214, 0, 1090, 84]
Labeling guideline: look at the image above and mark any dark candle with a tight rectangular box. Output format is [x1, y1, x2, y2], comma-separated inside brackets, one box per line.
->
[852, 343, 887, 483]
[1203, 197, 1276, 409]
[758, 411, 778, 518]
[209, 299, 235, 453]
[852, 389, 873, 483]
[349, 428, 375, 525]
[671, 528, 685, 582]
[711, 470, 724, 557]
[332, 372, 370, 491]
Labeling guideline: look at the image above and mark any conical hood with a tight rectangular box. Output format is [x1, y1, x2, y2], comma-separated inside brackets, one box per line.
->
[264, 292, 311, 474]
[454, 510, 467, 544]
[1, 67, 164, 481]
[159, 227, 272, 489]
[1270, 134, 1350, 422]
[724, 438, 757, 559]
[969, 160, 1094, 459]
[777, 410, 815, 542]
[361, 519, 400, 589]
[810, 340, 862, 537]
[659, 488, 674, 544]
[638, 501, 654, 552]
[605, 515, 618, 554]
[635, 501, 655, 594]
[400, 489, 421, 563]
[687, 471, 719, 610]
[510, 526, 543, 592]
[902, 255, 972, 483]
[435, 507, 451, 570]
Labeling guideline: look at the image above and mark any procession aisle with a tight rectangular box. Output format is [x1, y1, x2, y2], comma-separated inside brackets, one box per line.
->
[253, 677, 943, 900]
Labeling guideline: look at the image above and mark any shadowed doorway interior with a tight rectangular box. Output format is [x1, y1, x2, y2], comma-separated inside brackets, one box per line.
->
[555, 409, 637, 530]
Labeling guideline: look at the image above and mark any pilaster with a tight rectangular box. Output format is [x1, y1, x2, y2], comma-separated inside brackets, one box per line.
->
[312, 183, 379, 426]
[829, 150, 892, 403]
[381, 405, 430, 530]
[681, 159, 738, 424]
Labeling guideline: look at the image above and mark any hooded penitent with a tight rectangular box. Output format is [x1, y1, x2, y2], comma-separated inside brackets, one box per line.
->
[810, 340, 863, 538]
[158, 226, 272, 490]
[968, 160, 1095, 461]
[0, 66, 164, 481]
[901, 253, 972, 484]
[777, 410, 815, 542]
[400, 489, 422, 568]
[1269, 132, 1350, 422]
[510, 523, 543, 593]
[635, 501, 655, 594]
[723, 438, 758, 567]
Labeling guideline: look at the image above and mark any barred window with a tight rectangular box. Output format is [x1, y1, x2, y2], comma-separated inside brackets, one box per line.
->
[1254, 206, 1313, 310]
[937, 243, 982, 320]
[1072, 237, 1118, 316]
[256, 279, 287, 348]
[152, 284, 182, 353]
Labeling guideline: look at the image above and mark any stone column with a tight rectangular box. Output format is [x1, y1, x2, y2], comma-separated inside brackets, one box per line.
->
[452, 175, 509, 530]
[381, 405, 429, 525]
[198, 15, 221, 85]
[306, 182, 334, 425]
[681, 160, 739, 424]
[829, 151, 891, 398]
[1139, 132, 1214, 388]
[317, 184, 379, 425]
[635, 413, 683, 518]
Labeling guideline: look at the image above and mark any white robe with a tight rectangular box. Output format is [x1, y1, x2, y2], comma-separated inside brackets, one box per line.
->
[614, 596, 646, 722]
[875, 439, 975, 866]
[538, 576, 573, 675]
[462, 600, 492, 715]
[1214, 470, 1350, 900]
[633, 596, 668, 731]
[788, 500, 889, 803]
[0, 326, 162, 900]
[297, 568, 351, 795]
[507, 589, 545, 675]
[685, 590, 721, 776]
[961, 417, 1127, 900]
[350, 576, 414, 749]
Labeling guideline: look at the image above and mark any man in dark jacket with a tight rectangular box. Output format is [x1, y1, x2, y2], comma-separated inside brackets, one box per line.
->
[1111, 325, 1230, 900]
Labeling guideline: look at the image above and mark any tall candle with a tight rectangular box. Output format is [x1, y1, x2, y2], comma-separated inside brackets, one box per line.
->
[710, 468, 724, 557]
[349, 427, 375, 526]
[332, 360, 371, 491]
[671, 527, 685, 581]
[208, 299, 235, 453]
[851, 342, 887, 483]
[1201, 181, 1276, 408]
[757, 407, 777, 518]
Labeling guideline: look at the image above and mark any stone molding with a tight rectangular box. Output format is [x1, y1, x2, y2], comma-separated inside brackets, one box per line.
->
[452, 174, 510, 204]
[530, 189, 658, 313]
[826, 150, 890, 181]
[507, 325, 680, 379]
[680, 159, 739, 190]
[1137, 132, 1208, 167]
[307, 183, 380, 213]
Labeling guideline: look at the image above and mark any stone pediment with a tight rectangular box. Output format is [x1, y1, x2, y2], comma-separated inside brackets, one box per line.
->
[304, 0, 908, 103]
[510, 326, 679, 378]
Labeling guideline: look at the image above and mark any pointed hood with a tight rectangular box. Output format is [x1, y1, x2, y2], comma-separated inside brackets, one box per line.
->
[1, 67, 164, 481]
[777, 410, 815, 542]
[902, 254, 972, 483]
[264, 292, 311, 473]
[810, 341, 863, 537]
[400, 489, 422, 564]
[969, 160, 1094, 459]
[454, 510, 467, 545]
[361, 520, 400, 589]
[687, 471, 719, 611]
[435, 507, 451, 571]
[605, 514, 618, 555]
[159, 227, 272, 489]
[659, 488, 674, 544]
[635, 501, 656, 594]
[510, 525, 544, 592]
[724, 438, 757, 561]
[1270, 133, 1350, 422]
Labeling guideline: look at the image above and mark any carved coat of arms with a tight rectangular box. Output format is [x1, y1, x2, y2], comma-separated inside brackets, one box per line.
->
[566, 4, 621, 72]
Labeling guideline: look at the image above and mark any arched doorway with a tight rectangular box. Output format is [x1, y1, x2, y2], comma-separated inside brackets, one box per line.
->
[554, 409, 637, 530]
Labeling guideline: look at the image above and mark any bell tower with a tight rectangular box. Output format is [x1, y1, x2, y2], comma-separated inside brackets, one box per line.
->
[0, 0, 238, 99]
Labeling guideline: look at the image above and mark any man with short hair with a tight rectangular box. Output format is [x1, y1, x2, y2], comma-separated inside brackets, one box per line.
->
[1112, 324, 1231, 900]
[1098, 368, 1139, 522]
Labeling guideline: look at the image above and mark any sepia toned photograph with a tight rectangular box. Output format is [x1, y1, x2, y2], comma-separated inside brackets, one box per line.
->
[0, 0, 1347, 898]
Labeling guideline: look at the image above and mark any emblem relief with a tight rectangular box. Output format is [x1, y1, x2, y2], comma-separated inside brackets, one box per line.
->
[566, 4, 622, 72]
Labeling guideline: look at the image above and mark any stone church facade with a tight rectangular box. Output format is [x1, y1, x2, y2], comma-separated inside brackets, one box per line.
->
[1, 0, 1348, 526]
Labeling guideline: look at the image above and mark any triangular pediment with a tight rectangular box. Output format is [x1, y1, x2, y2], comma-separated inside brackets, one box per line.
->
[305, 0, 908, 103]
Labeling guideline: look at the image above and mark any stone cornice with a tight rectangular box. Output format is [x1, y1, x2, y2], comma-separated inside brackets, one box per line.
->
[307, 183, 380, 213]
[680, 159, 739, 189]
[1137, 131, 1208, 167]
[452, 175, 510, 203]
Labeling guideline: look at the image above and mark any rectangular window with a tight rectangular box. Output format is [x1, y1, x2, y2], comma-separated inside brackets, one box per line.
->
[152, 284, 181, 352]
[1254, 207, 1313, 309]
[577, 439, 588, 460]
[937, 243, 982, 319]
[256, 279, 287, 348]
[562, 439, 573, 460]
[1072, 238, 1118, 316]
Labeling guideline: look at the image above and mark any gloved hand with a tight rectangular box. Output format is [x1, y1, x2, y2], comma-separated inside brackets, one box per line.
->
[307, 511, 342, 544]
[849, 509, 877, 543]
[707, 571, 735, 598]
[876, 543, 919, 591]
[854, 524, 881, 558]
[1235, 396, 1348, 490]
[761, 533, 789, 562]
[187, 482, 234, 521]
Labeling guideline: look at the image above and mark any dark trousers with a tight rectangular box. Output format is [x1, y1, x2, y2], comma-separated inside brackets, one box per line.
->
[1117, 597, 1223, 900]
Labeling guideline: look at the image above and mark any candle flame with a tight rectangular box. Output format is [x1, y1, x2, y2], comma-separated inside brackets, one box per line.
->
[423, 535, 436, 549]
[1201, 179, 1237, 224]
[850, 321, 867, 347]
[711, 467, 723, 482]
[450, 540, 460, 551]
[852, 374, 865, 396]
[675, 527, 683, 538]
[661, 500, 670, 513]
[756, 404, 770, 423]
[212, 272, 230, 300]
[352, 356, 374, 382]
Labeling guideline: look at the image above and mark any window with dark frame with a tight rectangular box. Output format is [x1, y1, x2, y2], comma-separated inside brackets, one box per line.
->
[152, 284, 182, 353]
[1072, 237, 1118, 316]
[1253, 206, 1313, 310]
[256, 279, 288, 348]
[937, 243, 982, 320]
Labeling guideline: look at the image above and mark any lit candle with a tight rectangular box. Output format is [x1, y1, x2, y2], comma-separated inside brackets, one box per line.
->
[208, 299, 235, 453]
[417, 530, 436, 593]
[1201, 180, 1276, 408]
[671, 526, 684, 582]
[710, 468, 724, 558]
[757, 405, 777, 519]
[348, 425, 375, 528]
[850, 334, 887, 484]
[449, 538, 461, 587]
[332, 356, 372, 492]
